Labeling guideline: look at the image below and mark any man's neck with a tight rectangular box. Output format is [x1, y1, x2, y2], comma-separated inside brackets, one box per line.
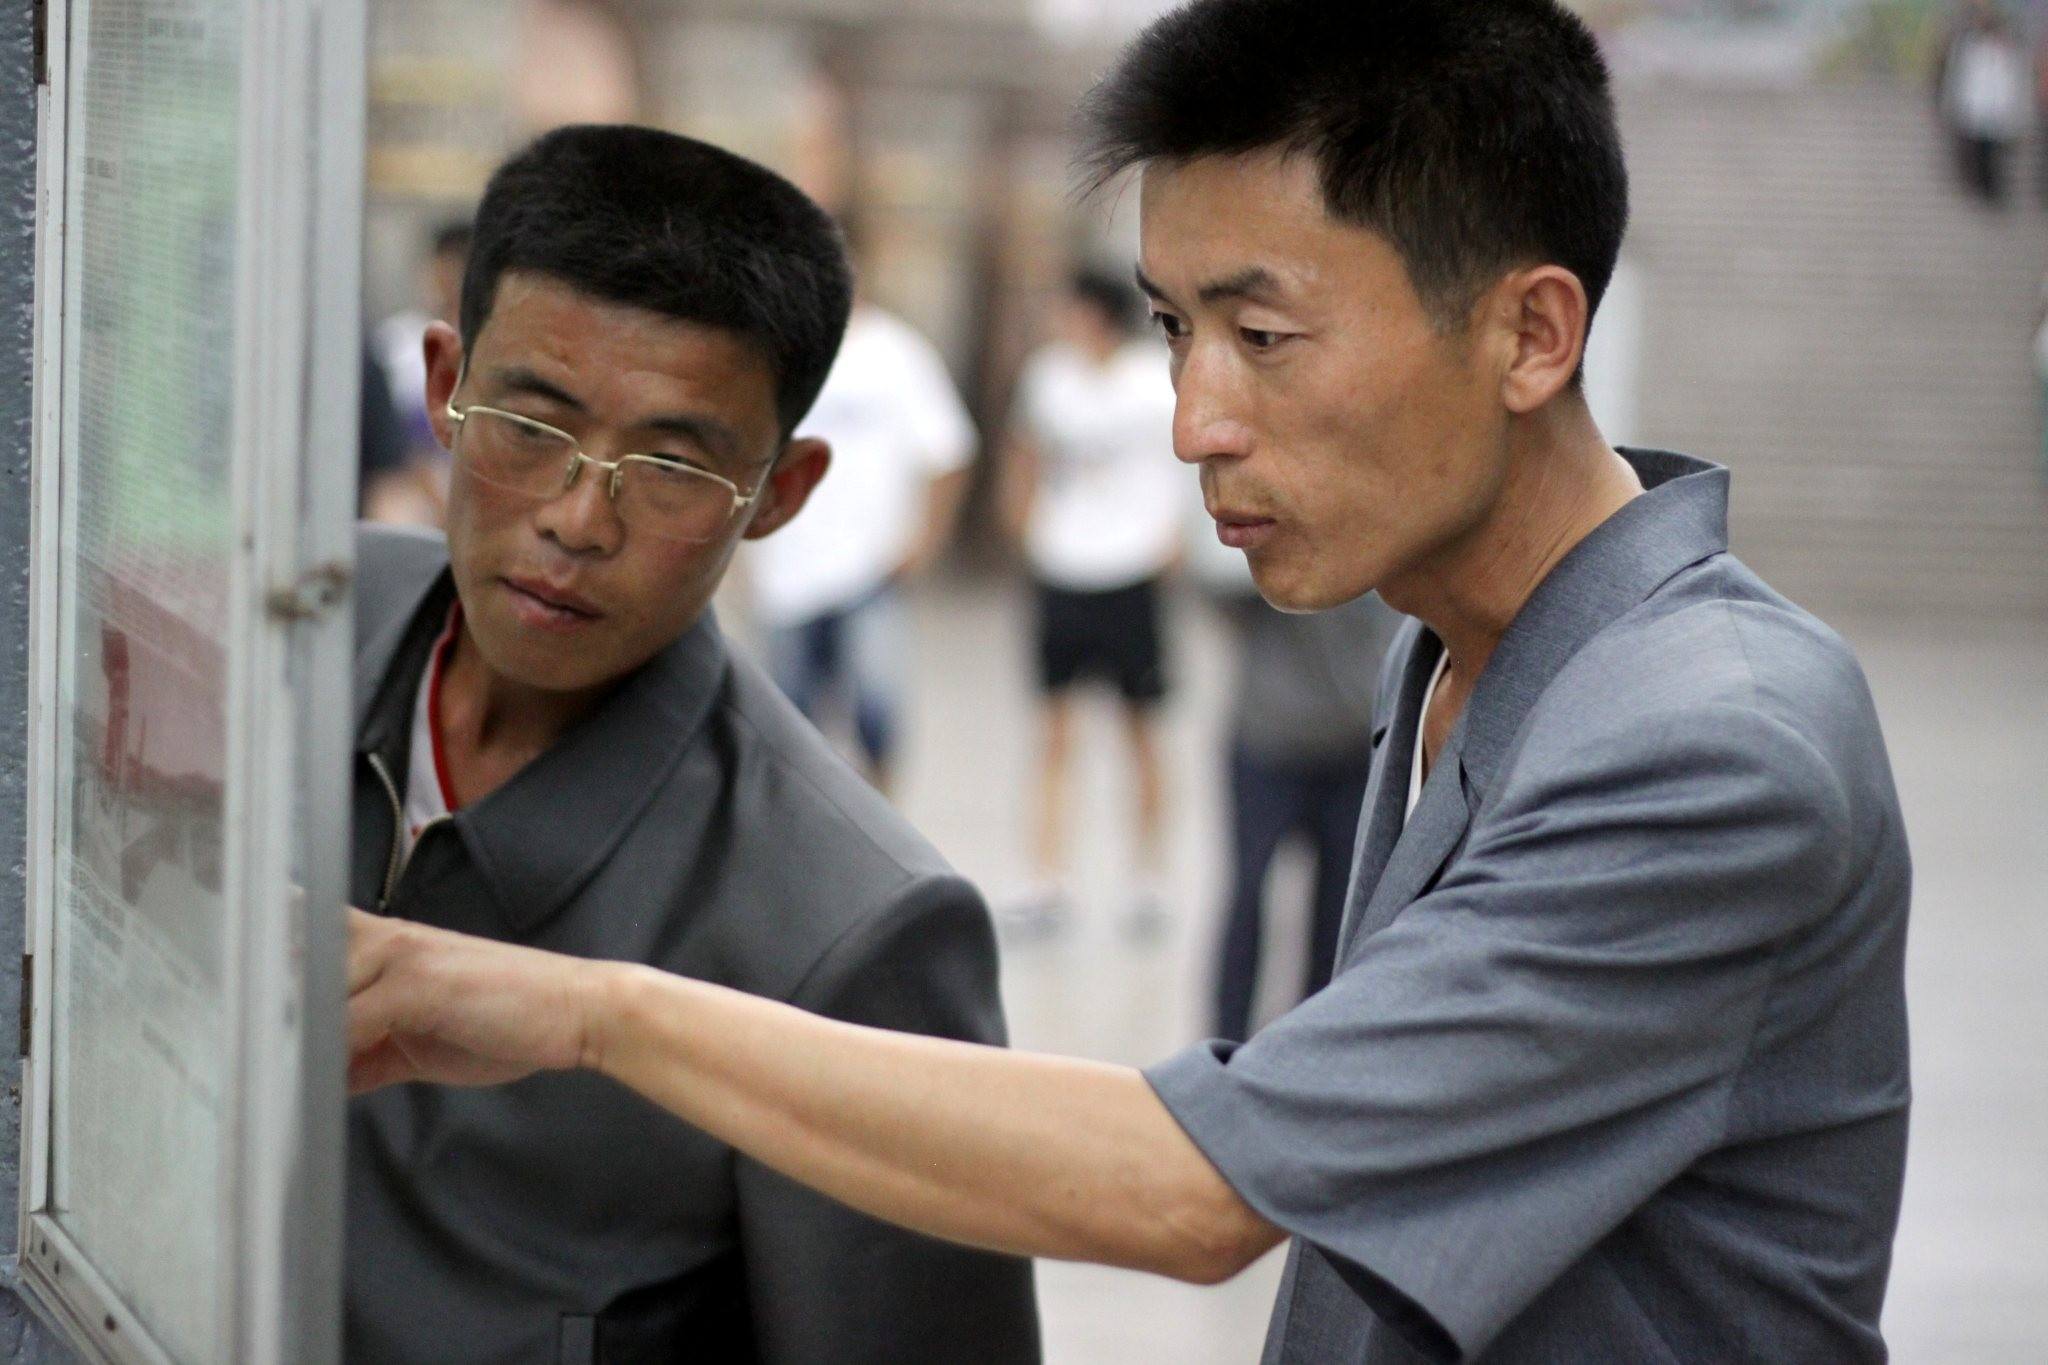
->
[1388, 403, 1644, 704]
[434, 624, 617, 806]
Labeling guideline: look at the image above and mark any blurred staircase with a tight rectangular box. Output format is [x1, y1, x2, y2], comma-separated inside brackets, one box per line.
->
[1619, 81, 2048, 617]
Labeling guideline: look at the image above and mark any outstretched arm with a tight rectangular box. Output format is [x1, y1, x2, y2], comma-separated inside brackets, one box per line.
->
[346, 909, 1283, 1284]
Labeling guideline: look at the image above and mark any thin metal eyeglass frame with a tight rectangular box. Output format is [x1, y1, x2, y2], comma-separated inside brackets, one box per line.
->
[442, 380, 770, 539]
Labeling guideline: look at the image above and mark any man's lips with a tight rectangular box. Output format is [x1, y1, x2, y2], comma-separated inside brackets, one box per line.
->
[501, 575, 602, 619]
[1210, 508, 1278, 550]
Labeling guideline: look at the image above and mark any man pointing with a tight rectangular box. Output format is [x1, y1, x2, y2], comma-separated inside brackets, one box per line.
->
[350, 2, 1911, 1360]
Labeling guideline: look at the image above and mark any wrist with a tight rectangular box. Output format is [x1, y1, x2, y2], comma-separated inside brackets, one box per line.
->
[574, 958, 643, 1078]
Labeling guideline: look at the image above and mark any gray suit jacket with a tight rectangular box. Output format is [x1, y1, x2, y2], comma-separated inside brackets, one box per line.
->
[344, 527, 1040, 1364]
[1150, 451, 1910, 1362]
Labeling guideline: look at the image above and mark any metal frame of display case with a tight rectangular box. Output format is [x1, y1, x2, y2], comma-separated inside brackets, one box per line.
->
[19, 0, 361, 1359]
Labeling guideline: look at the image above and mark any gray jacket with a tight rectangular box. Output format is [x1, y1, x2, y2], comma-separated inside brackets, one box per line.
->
[1150, 451, 1910, 1362]
[344, 526, 1039, 1364]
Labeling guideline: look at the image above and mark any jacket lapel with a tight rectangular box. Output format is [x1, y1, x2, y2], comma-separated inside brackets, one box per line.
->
[1339, 751, 1471, 965]
[1333, 626, 1453, 962]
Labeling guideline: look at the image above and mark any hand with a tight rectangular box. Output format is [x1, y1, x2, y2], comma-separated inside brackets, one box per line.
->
[346, 908, 611, 1094]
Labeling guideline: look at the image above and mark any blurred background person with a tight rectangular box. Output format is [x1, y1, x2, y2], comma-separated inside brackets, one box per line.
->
[1940, 0, 2030, 204]
[1190, 546, 1402, 1043]
[374, 221, 472, 452]
[2036, 12, 2048, 204]
[998, 267, 1180, 935]
[358, 341, 414, 521]
[364, 220, 472, 525]
[746, 232, 977, 791]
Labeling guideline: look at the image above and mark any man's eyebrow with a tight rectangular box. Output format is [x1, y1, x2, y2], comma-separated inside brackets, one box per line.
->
[484, 366, 745, 464]
[1134, 265, 1286, 308]
[1195, 266, 1285, 306]
[640, 413, 743, 465]
[488, 366, 586, 412]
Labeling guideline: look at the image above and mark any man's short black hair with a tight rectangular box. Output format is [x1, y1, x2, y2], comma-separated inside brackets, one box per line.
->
[1069, 266, 1142, 336]
[1080, 0, 1628, 335]
[462, 125, 853, 437]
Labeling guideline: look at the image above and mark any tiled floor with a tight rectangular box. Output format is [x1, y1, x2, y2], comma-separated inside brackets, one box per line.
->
[845, 576, 2048, 1364]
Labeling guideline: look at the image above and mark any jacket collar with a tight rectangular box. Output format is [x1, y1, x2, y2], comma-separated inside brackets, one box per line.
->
[354, 566, 453, 756]
[355, 563, 728, 936]
[1335, 449, 1730, 961]
[1455, 448, 1729, 801]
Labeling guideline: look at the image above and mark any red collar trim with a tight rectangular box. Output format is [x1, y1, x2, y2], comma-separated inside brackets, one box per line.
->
[426, 603, 464, 813]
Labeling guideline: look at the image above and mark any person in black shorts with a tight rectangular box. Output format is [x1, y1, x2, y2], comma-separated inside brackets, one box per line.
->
[1035, 577, 1167, 703]
[999, 269, 1183, 934]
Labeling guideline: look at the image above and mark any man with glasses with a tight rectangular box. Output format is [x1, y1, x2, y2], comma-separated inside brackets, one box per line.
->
[344, 125, 1038, 1363]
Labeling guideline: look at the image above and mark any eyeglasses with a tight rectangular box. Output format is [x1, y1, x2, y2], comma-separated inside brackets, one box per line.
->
[443, 393, 765, 544]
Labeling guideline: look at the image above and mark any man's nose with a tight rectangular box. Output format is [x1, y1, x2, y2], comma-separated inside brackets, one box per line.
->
[1170, 348, 1255, 466]
[532, 455, 625, 556]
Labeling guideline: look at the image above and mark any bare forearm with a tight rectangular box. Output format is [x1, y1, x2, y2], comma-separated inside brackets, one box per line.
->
[586, 962, 1278, 1281]
[346, 909, 1282, 1280]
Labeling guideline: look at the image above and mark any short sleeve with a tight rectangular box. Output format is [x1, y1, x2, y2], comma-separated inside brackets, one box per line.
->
[1146, 701, 1851, 1361]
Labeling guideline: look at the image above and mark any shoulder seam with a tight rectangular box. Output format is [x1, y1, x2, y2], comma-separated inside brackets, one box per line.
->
[1709, 598, 1765, 711]
[783, 873, 974, 1014]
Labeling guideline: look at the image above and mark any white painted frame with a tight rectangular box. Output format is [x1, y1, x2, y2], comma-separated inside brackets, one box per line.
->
[20, 0, 360, 1360]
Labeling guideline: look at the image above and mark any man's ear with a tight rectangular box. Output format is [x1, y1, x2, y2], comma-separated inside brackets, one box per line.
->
[423, 321, 466, 452]
[1494, 265, 1589, 416]
[742, 438, 832, 541]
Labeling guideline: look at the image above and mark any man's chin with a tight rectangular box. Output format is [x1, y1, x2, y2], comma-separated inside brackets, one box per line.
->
[1250, 554, 1374, 616]
[468, 617, 627, 696]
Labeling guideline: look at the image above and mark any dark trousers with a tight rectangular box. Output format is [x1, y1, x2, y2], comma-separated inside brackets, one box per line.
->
[1211, 745, 1373, 1042]
[1957, 133, 2012, 204]
[765, 586, 902, 768]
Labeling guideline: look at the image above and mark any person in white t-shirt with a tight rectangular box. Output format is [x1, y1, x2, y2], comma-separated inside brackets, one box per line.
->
[747, 299, 975, 789]
[998, 267, 1182, 932]
[1940, 1, 2030, 204]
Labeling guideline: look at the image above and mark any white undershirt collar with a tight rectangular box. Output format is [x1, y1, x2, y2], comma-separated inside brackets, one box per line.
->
[1405, 647, 1451, 823]
[401, 605, 463, 858]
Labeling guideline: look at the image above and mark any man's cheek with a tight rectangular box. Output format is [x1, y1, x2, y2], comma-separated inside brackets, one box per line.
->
[469, 484, 533, 533]
[633, 542, 725, 632]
